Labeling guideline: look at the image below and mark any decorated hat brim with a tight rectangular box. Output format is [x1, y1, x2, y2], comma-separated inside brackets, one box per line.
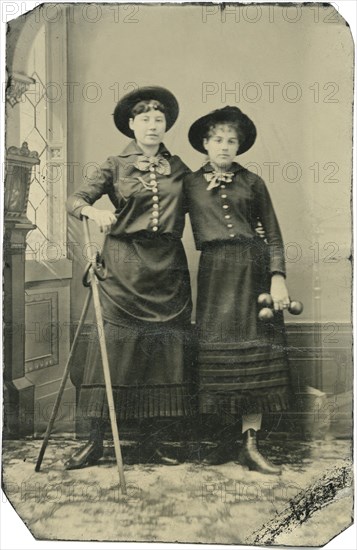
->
[113, 86, 179, 137]
[188, 107, 257, 155]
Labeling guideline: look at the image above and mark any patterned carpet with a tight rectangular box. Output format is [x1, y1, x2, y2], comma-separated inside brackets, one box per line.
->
[1, 437, 353, 545]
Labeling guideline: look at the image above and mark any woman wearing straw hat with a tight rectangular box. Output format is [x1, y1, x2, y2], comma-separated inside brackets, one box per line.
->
[65, 87, 193, 469]
[185, 106, 293, 473]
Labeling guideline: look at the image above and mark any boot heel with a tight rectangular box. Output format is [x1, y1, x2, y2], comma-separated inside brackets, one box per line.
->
[238, 429, 281, 475]
[64, 440, 104, 470]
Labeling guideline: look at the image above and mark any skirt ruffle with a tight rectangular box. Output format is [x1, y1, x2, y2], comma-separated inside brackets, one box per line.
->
[200, 389, 290, 416]
[78, 384, 195, 421]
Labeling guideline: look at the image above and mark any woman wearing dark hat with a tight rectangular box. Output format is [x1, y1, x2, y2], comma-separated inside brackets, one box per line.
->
[185, 106, 292, 473]
[65, 86, 193, 468]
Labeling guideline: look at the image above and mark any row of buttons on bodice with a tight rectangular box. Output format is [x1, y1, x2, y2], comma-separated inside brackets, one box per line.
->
[220, 184, 235, 238]
[149, 166, 159, 231]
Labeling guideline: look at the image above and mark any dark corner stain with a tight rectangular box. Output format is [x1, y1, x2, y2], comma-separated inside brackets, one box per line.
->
[250, 462, 353, 545]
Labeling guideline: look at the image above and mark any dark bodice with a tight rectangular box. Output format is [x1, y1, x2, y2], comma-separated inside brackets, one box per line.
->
[184, 162, 286, 275]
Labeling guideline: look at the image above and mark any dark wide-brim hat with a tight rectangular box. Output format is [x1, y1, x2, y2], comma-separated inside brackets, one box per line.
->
[113, 86, 179, 137]
[188, 106, 257, 155]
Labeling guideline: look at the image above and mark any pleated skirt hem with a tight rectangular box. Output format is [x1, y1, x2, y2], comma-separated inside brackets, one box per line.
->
[77, 384, 195, 421]
[199, 387, 291, 416]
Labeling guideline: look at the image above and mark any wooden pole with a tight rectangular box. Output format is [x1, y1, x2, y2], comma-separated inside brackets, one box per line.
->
[83, 217, 127, 494]
[35, 291, 92, 472]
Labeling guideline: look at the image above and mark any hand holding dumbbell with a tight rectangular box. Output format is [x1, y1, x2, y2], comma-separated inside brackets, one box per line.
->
[257, 293, 303, 321]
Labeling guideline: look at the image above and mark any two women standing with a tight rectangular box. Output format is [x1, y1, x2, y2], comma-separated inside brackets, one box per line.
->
[66, 87, 292, 473]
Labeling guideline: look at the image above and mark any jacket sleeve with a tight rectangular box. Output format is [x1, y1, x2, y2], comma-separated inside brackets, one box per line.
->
[182, 170, 193, 215]
[175, 156, 192, 215]
[254, 177, 286, 277]
[66, 157, 118, 219]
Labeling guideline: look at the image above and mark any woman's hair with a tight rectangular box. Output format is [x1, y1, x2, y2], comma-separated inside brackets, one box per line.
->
[131, 99, 166, 118]
[204, 120, 244, 144]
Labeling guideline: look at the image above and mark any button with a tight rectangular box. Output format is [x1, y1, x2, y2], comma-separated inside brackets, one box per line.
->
[227, 223, 233, 228]
[152, 226, 158, 232]
[150, 173, 156, 180]
[229, 233, 235, 238]
[224, 215, 231, 219]
[221, 185, 226, 189]
[221, 194, 227, 199]
[149, 167, 155, 172]
[152, 187, 158, 193]
[152, 204, 159, 210]
[152, 196, 159, 202]
[152, 217, 159, 224]
[222, 204, 229, 210]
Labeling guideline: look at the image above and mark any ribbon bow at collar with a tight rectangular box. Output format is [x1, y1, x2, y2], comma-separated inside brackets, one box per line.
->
[134, 155, 171, 176]
[204, 170, 234, 191]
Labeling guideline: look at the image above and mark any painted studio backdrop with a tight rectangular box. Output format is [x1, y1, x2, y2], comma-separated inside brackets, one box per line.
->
[2, 2, 355, 546]
[4, 3, 353, 439]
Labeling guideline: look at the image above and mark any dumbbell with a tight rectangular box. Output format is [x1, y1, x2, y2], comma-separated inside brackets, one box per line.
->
[257, 293, 303, 321]
[288, 301, 304, 315]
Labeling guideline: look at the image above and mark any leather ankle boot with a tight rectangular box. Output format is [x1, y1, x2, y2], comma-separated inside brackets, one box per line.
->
[238, 429, 281, 475]
[139, 420, 180, 465]
[202, 440, 234, 465]
[64, 419, 104, 470]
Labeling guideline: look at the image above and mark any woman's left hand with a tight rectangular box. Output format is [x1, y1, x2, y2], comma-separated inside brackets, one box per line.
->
[270, 274, 290, 312]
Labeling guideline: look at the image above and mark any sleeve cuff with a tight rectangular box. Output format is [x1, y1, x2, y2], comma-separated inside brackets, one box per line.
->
[271, 270, 286, 278]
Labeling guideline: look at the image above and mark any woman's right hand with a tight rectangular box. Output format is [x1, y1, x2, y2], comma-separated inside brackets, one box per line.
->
[81, 206, 117, 234]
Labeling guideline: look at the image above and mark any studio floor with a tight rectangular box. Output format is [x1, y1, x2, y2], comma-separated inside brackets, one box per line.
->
[1, 436, 353, 546]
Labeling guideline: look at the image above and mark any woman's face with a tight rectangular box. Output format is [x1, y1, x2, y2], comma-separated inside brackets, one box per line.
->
[129, 109, 167, 149]
[203, 124, 239, 169]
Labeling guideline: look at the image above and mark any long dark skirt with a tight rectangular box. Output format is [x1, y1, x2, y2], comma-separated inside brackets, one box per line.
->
[196, 237, 292, 417]
[77, 303, 195, 421]
[77, 233, 195, 421]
